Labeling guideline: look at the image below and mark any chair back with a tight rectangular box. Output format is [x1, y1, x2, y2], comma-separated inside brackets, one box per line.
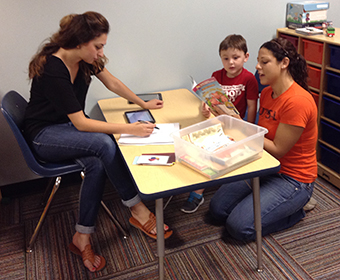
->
[1, 90, 39, 166]
[1, 90, 82, 177]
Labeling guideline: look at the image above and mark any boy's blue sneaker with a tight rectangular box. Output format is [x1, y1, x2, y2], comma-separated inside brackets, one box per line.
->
[180, 192, 204, 213]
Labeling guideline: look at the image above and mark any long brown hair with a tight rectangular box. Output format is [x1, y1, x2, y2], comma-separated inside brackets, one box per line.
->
[28, 11, 110, 83]
[260, 38, 310, 93]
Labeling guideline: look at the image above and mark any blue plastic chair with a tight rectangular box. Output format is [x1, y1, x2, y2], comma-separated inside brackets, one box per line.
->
[254, 70, 268, 94]
[243, 71, 268, 124]
[254, 70, 268, 124]
[1, 90, 128, 252]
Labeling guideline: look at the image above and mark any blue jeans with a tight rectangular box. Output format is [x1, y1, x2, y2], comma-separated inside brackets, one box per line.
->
[32, 122, 141, 234]
[209, 173, 314, 241]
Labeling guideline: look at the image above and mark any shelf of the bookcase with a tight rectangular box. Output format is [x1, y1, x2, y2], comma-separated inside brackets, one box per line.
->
[318, 163, 340, 189]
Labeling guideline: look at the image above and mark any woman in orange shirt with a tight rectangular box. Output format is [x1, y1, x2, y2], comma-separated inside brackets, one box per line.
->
[209, 37, 317, 240]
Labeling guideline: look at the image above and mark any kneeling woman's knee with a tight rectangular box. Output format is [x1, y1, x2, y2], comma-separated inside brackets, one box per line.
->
[226, 215, 256, 241]
[209, 198, 225, 221]
[209, 188, 235, 221]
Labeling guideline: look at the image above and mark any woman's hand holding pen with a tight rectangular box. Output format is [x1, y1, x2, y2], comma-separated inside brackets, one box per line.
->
[129, 121, 157, 137]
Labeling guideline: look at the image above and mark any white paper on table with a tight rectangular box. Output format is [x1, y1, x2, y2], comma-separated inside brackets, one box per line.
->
[118, 123, 180, 145]
[136, 155, 170, 165]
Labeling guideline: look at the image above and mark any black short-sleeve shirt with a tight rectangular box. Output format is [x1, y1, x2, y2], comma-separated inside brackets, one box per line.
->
[24, 56, 94, 141]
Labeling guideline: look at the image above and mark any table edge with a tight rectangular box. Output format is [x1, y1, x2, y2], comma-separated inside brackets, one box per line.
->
[137, 163, 281, 200]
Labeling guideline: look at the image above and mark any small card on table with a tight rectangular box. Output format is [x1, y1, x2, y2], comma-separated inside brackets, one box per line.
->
[134, 153, 176, 166]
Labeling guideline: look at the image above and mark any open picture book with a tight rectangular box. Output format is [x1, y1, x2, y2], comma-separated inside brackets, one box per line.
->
[190, 76, 239, 116]
[181, 123, 235, 153]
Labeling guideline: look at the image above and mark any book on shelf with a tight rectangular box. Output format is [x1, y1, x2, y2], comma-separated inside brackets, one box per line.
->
[295, 27, 323, 35]
[190, 76, 239, 116]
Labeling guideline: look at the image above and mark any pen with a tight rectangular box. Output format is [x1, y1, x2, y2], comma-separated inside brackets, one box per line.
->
[138, 120, 159, 129]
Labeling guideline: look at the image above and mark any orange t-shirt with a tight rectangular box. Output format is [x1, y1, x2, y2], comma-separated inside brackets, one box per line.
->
[257, 82, 318, 183]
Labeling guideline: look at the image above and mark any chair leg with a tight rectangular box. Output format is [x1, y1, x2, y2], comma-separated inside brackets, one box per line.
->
[40, 177, 56, 206]
[101, 201, 129, 239]
[163, 196, 173, 210]
[26, 176, 62, 253]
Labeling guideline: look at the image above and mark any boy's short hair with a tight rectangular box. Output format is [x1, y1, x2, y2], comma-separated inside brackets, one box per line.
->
[219, 34, 248, 55]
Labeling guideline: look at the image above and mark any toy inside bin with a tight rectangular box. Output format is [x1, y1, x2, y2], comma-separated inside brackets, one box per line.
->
[172, 115, 268, 179]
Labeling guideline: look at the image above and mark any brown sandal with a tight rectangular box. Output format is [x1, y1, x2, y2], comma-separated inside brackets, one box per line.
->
[69, 243, 106, 272]
[129, 212, 173, 240]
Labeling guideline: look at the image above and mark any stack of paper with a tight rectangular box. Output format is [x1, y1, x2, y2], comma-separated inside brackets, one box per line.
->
[295, 27, 323, 35]
[118, 123, 180, 145]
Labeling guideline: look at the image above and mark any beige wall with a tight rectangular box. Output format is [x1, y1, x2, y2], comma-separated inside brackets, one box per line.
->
[1, 0, 339, 186]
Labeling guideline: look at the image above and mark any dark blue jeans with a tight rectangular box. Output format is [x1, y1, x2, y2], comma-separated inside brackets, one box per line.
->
[209, 173, 314, 241]
[32, 122, 141, 234]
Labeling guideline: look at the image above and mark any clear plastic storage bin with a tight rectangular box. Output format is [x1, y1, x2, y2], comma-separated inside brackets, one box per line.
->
[172, 115, 268, 179]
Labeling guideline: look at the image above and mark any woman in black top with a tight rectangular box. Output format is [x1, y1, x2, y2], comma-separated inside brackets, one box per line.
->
[24, 11, 172, 272]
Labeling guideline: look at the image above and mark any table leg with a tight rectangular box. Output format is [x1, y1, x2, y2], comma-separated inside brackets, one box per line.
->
[251, 177, 263, 272]
[156, 198, 165, 280]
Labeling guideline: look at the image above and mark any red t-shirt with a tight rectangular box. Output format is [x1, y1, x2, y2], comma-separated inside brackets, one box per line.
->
[212, 68, 259, 118]
[257, 82, 318, 183]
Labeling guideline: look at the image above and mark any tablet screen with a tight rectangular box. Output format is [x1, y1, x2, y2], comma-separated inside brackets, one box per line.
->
[124, 109, 155, 123]
[128, 93, 162, 104]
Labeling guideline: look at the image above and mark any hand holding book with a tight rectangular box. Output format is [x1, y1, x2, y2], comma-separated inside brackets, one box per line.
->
[192, 77, 239, 116]
[213, 104, 242, 120]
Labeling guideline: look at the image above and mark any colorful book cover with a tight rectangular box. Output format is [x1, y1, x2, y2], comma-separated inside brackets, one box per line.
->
[192, 77, 239, 116]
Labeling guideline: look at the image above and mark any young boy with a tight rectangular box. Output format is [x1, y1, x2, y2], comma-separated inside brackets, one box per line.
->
[181, 34, 259, 214]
